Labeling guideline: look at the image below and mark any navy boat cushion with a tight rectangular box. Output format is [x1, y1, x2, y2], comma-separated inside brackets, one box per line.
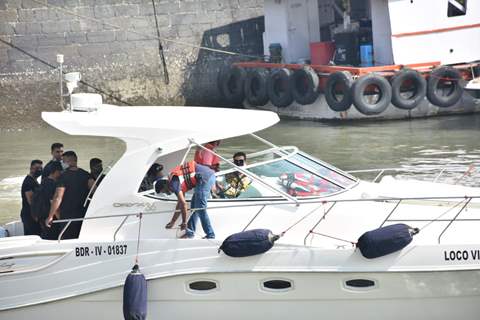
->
[357, 223, 417, 259]
[219, 229, 278, 257]
[123, 265, 147, 320]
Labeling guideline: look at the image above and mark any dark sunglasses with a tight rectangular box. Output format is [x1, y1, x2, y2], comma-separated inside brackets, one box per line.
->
[233, 159, 245, 166]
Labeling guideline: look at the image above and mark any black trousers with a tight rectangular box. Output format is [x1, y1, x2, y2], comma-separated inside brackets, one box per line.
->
[57, 221, 83, 239]
[21, 215, 41, 236]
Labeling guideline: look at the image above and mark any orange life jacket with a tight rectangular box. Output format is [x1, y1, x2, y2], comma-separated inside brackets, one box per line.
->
[169, 161, 197, 193]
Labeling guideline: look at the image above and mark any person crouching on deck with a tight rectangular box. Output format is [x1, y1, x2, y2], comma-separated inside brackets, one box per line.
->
[157, 160, 216, 239]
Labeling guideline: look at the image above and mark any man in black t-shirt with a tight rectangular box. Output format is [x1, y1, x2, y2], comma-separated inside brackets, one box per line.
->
[42, 142, 64, 180]
[37, 162, 63, 240]
[20, 159, 43, 235]
[46, 151, 90, 239]
[87, 158, 106, 192]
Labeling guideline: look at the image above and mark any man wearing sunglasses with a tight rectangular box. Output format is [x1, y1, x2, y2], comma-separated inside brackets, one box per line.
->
[222, 152, 252, 198]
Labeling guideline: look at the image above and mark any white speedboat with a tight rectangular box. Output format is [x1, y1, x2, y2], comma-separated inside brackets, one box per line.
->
[1, 93, 480, 320]
[465, 77, 480, 99]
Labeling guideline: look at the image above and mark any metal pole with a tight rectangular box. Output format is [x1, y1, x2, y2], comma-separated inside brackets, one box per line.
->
[57, 54, 64, 110]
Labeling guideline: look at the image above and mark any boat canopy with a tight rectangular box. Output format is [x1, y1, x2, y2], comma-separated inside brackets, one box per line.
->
[42, 105, 280, 150]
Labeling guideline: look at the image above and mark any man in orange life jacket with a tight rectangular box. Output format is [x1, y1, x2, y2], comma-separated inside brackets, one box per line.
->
[158, 160, 216, 239]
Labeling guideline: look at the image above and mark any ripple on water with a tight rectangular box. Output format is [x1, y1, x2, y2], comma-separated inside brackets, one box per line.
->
[0, 177, 23, 224]
[0, 176, 23, 200]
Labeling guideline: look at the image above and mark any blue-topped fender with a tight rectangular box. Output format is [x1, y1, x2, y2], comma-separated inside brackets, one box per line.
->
[123, 264, 147, 320]
[219, 229, 280, 258]
[357, 223, 419, 259]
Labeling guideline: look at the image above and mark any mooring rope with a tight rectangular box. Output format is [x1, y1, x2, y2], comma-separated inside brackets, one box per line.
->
[151, 0, 170, 85]
[135, 212, 143, 264]
[419, 196, 470, 232]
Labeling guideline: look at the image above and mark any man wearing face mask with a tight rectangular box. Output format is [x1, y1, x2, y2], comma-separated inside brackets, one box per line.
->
[46, 151, 90, 239]
[33, 161, 63, 240]
[222, 152, 251, 198]
[88, 158, 105, 191]
[20, 159, 43, 235]
[42, 143, 64, 180]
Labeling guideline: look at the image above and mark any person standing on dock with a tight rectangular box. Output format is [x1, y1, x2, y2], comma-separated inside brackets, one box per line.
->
[20, 159, 43, 235]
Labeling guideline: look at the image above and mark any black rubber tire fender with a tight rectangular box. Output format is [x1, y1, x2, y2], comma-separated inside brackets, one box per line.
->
[267, 68, 294, 108]
[291, 66, 320, 105]
[390, 69, 427, 110]
[244, 68, 269, 106]
[352, 74, 392, 116]
[220, 66, 247, 105]
[324, 71, 354, 112]
[426, 66, 464, 108]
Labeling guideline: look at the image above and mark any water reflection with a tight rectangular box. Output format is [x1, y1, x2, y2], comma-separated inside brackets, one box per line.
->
[0, 114, 479, 224]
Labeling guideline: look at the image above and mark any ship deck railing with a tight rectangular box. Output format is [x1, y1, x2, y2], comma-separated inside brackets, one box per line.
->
[52, 194, 480, 245]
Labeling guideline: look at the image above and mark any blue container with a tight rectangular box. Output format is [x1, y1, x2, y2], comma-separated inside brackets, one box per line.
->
[360, 44, 373, 66]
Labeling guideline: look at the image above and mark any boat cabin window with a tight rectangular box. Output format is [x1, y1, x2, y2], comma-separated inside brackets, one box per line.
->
[141, 140, 357, 201]
[448, 0, 467, 17]
[242, 155, 348, 198]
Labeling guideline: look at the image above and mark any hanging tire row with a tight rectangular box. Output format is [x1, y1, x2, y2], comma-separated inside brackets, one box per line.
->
[219, 65, 465, 116]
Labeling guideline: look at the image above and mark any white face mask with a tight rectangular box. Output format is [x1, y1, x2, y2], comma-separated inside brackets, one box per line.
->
[61, 161, 69, 170]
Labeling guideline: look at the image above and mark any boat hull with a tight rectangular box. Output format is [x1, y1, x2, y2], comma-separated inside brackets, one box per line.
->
[246, 92, 480, 121]
[2, 270, 480, 320]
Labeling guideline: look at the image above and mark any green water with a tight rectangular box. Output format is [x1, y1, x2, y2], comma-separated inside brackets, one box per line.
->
[1, 115, 479, 225]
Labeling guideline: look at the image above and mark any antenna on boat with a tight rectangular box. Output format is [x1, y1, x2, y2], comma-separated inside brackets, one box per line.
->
[56, 54, 65, 110]
[57, 54, 82, 112]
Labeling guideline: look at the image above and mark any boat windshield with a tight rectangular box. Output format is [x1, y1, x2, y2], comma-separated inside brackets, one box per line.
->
[223, 148, 356, 199]
[142, 142, 357, 200]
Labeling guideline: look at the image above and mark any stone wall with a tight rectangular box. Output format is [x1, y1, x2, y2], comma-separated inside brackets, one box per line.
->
[0, 0, 265, 129]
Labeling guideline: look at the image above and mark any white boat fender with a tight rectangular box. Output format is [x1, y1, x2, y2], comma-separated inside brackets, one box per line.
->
[390, 69, 427, 110]
[218, 229, 280, 257]
[356, 223, 420, 259]
[426, 66, 464, 108]
[352, 74, 392, 116]
[123, 264, 147, 320]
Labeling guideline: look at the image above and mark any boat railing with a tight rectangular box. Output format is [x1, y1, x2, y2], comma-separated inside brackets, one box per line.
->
[303, 195, 479, 246]
[52, 194, 480, 244]
[348, 165, 478, 184]
[83, 162, 114, 207]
